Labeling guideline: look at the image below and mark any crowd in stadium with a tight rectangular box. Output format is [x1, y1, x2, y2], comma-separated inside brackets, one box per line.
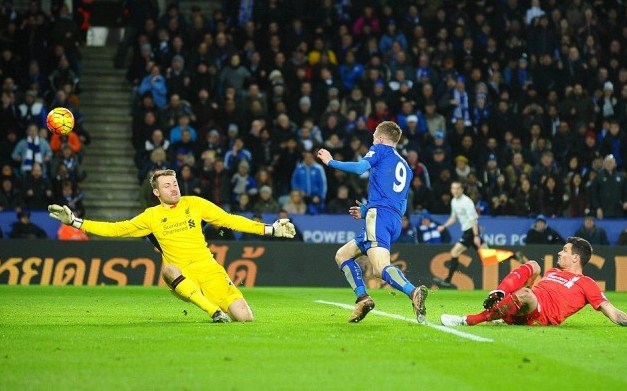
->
[125, 0, 627, 221]
[0, 1, 90, 232]
[2, 1, 627, 240]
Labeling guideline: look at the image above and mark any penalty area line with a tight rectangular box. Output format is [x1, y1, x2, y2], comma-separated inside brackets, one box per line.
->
[315, 299, 493, 343]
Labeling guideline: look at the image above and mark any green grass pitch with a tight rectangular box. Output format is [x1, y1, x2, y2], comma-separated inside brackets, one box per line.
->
[1, 286, 626, 391]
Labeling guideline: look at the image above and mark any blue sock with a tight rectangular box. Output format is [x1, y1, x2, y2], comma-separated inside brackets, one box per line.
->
[382, 265, 416, 296]
[339, 259, 367, 297]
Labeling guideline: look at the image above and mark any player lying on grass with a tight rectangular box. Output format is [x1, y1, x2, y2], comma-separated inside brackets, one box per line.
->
[441, 236, 627, 327]
[317, 120, 428, 323]
[48, 169, 295, 323]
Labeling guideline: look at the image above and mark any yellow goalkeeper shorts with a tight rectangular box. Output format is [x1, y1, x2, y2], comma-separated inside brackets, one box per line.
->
[183, 260, 244, 312]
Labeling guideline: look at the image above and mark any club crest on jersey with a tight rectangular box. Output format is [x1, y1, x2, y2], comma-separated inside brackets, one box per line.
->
[161, 218, 167, 223]
[185, 207, 190, 215]
[365, 151, 375, 158]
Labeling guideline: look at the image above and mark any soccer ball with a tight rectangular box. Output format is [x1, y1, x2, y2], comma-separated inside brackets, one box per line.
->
[46, 107, 75, 136]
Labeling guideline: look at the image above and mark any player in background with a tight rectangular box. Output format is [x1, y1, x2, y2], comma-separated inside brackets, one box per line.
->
[317, 121, 428, 323]
[433, 181, 483, 288]
[441, 237, 627, 327]
[48, 169, 295, 323]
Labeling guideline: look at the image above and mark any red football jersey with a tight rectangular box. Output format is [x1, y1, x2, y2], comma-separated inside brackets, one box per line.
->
[533, 268, 607, 325]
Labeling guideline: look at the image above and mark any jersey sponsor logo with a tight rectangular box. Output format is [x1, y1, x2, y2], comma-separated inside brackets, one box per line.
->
[545, 271, 580, 289]
[364, 151, 375, 158]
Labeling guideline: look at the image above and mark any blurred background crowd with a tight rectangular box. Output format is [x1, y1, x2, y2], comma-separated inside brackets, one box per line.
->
[1, 0, 627, 240]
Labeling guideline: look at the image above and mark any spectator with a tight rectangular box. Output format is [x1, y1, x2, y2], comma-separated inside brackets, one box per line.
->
[525, 214, 565, 244]
[0, 177, 22, 212]
[21, 162, 53, 210]
[540, 176, 564, 217]
[232, 192, 253, 214]
[224, 136, 253, 172]
[589, 154, 627, 219]
[218, 53, 250, 99]
[397, 215, 417, 244]
[201, 158, 231, 210]
[503, 152, 533, 191]
[230, 160, 257, 204]
[177, 164, 202, 197]
[168, 113, 198, 144]
[326, 184, 352, 214]
[57, 223, 89, 241]
[54, 180, 85, 219]
[9, 210, 48, 239]
[51, 144, 86, 184]
[574, 215, 610, 245]
[416, 211, 449, 244]
[138, 64, 167, 109]
[12, 123, 53, 177]
[282, 189, 307, 215]
[49, 130, 82, 157]
[291, 150, 327, 211]
[253, 185, 280, 214]
[565, 173, 587, 218]
[513, 177, 543, 217]
[138, 147, 171, 184]
[18, 90, 46, 130]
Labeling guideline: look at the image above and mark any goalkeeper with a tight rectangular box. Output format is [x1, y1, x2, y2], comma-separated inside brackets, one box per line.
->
[48, 169, 295, 323]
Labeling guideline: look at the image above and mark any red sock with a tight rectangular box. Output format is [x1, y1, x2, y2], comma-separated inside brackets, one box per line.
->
[466, 293, 523, 325]
[497, 263, 534, 294]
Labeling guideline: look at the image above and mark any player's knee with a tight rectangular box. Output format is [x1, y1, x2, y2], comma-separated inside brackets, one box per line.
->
[371, 263, 384, 278]
[526, 261, 541, 276]
[515, 287, 534, 301]
[334, 250, 348, 266]
[235, 311, 254, 322]
[161, 264, 182, 285]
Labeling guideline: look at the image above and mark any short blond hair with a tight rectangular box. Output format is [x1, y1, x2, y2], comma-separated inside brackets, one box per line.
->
[376, 121, 402, 143]
[150, 169, 176, 189]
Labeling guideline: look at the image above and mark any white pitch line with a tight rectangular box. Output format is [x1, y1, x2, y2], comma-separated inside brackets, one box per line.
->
[315, 299, 493, 343]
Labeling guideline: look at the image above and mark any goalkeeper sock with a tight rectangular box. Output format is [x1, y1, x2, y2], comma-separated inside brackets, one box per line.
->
[171, 275, 220, 316]
[381, 265, 416, 296]
[339, 259, 367, 297]
[445, 257, 459, 283]
[497, 263, 534, 294]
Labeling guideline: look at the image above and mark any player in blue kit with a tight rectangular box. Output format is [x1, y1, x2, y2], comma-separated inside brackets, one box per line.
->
[318, 121, 428, 323]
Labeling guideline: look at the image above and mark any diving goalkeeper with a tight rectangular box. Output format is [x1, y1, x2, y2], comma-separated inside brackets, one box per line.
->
[48, 169, 296, 323]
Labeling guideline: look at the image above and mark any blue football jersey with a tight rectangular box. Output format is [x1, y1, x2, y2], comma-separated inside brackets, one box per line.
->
[363, 144, 413, 217]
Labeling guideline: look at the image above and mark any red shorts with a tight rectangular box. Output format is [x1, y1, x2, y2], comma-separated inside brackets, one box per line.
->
[502, 300, 551, 326]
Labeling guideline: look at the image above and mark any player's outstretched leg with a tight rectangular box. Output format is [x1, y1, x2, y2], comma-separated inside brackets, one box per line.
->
[162, 265, 229, 324]
[411, 285, 429, 324]
[349, 294, 375, 323]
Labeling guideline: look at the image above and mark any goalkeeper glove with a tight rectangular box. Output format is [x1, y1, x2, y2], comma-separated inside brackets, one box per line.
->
[264, 218, 296, 238]
[48, 204, 84, 229]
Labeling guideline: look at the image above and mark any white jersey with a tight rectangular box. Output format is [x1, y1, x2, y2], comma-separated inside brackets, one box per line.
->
[451, 194, 478, 231]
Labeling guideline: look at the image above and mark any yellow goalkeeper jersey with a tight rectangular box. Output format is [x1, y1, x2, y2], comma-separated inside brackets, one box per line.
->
[81, 196, 265, 268]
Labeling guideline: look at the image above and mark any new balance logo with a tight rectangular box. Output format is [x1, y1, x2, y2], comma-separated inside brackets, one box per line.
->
[188, 219, 195, 229]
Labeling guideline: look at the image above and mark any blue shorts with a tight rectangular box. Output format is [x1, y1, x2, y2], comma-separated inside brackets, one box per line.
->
[354, 207, 401, 253]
